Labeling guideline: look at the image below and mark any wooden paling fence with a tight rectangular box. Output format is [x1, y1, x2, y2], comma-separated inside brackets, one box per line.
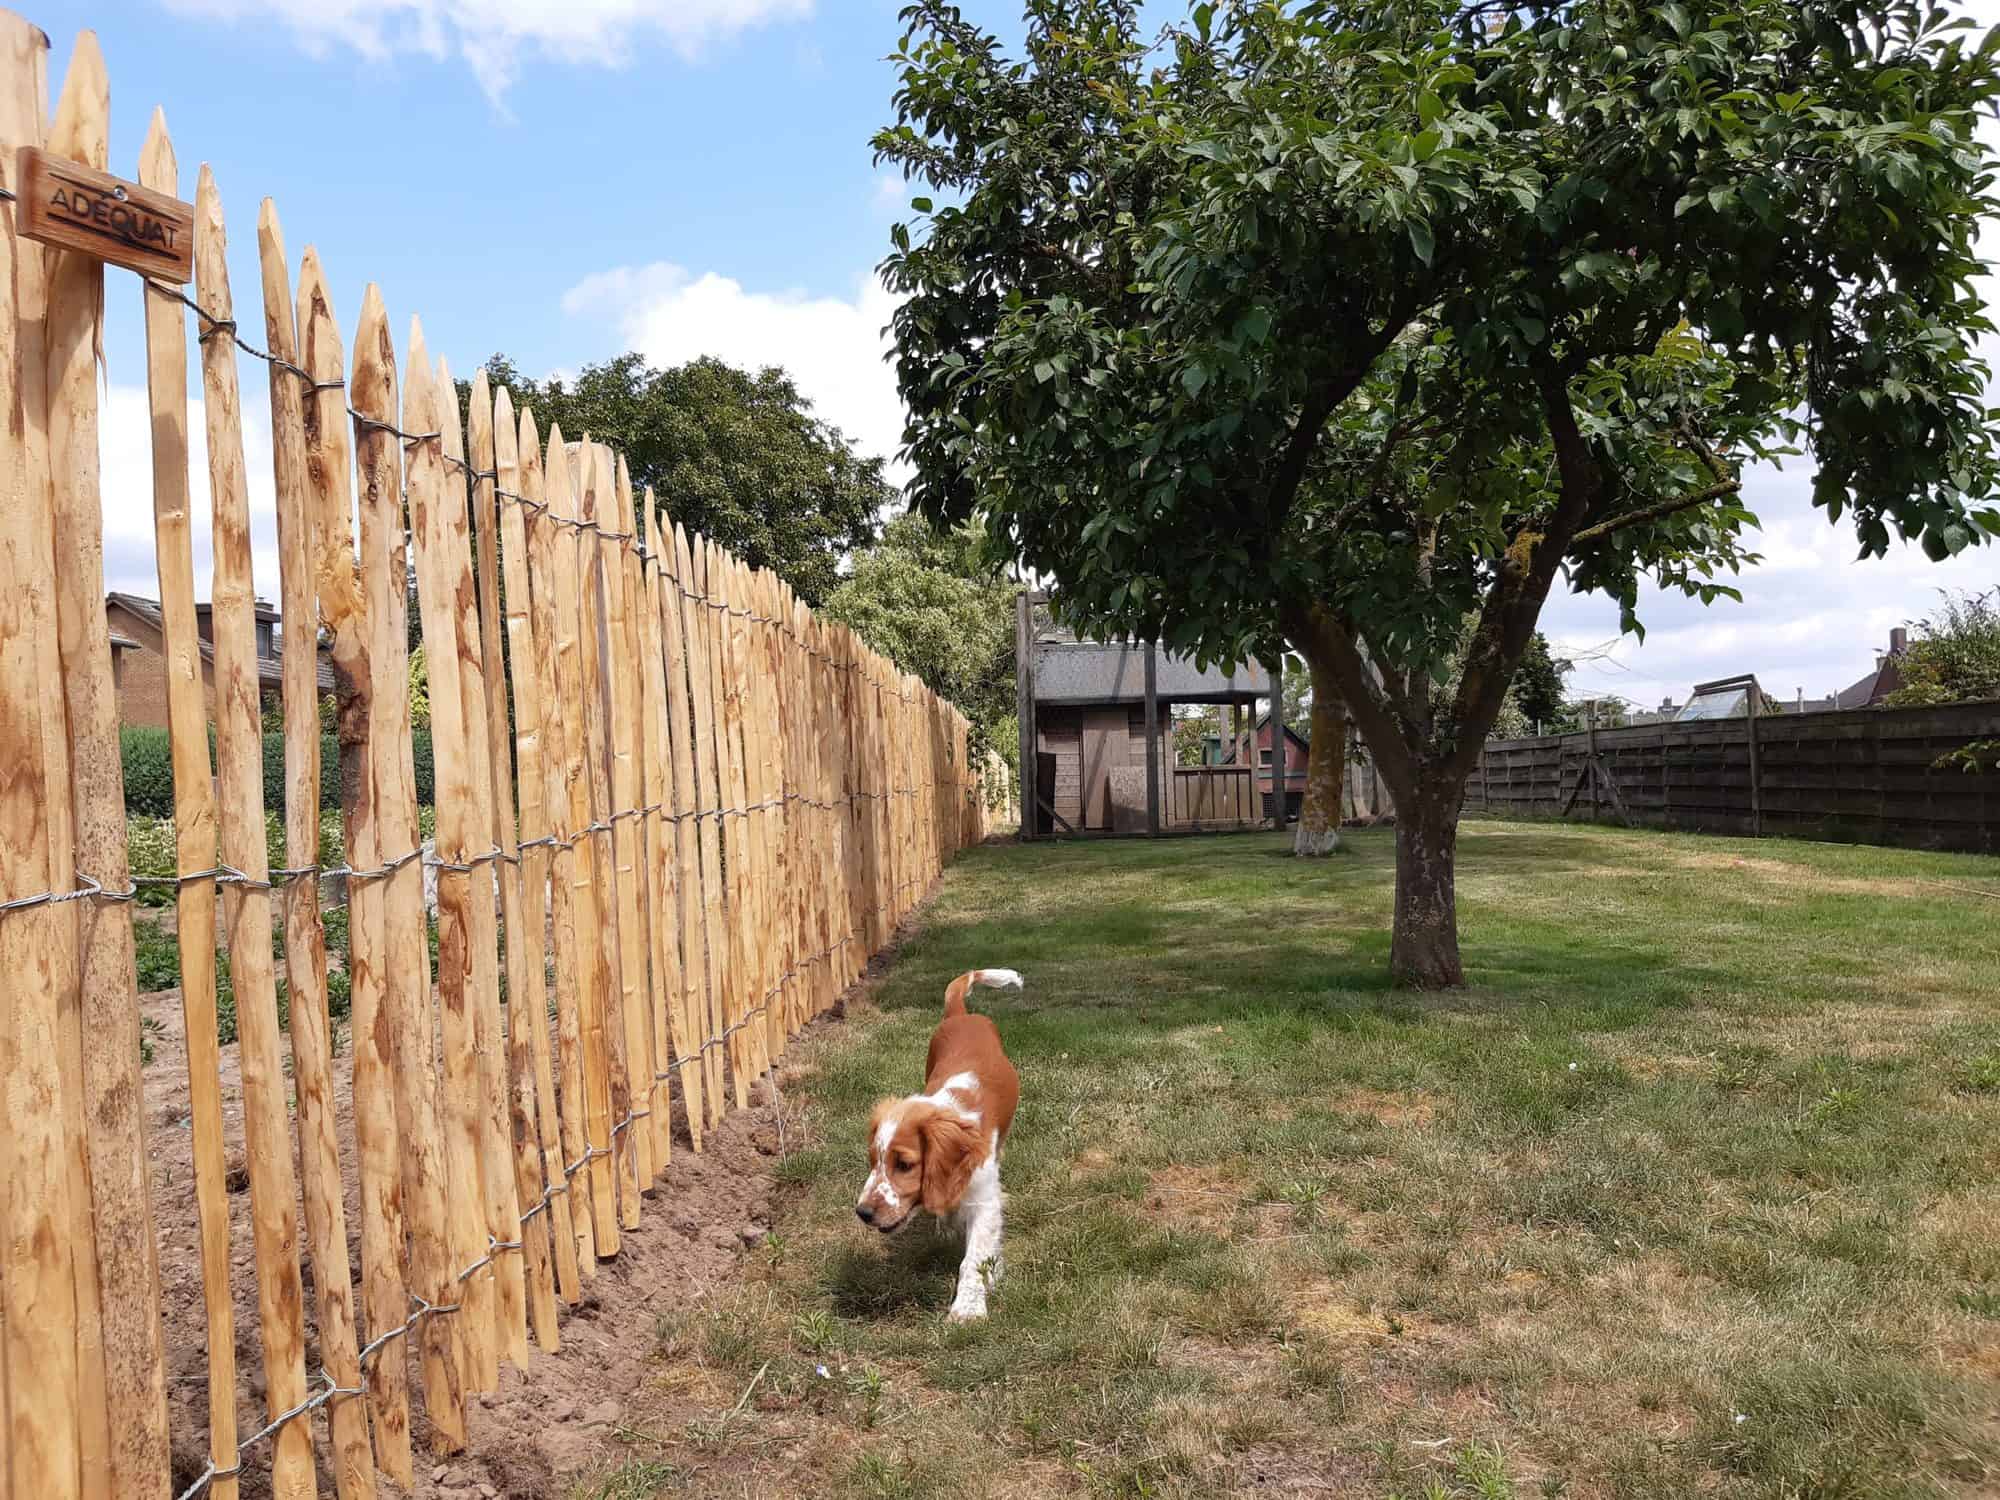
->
[0, 19, 989, 1500]
[1471, 699, 1999, 853]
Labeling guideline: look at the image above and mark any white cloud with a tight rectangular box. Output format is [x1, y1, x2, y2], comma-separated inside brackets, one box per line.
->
[1540, 458, 1999, 714]
[160, 0, 814, 99]
[97, 377, 284, 605]
[562, 260, 907, 478]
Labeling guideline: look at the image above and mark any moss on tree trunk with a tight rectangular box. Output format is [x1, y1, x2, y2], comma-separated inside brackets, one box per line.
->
[1294, 657, 1346, 858]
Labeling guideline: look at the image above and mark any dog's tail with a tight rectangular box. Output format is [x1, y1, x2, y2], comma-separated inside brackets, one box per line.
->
[943, 968, 1024, 1018]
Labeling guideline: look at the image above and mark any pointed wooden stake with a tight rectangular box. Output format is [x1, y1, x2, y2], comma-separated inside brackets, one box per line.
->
[193, 160, 318, 1500]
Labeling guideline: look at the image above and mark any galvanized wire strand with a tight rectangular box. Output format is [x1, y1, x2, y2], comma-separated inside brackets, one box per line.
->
[2, 774, 972, 916]
[138, 276, 975, 720]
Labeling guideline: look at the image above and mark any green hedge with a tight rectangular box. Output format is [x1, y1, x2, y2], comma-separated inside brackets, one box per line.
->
[121, 728, 178, 817]
[121, 725, 434, 816]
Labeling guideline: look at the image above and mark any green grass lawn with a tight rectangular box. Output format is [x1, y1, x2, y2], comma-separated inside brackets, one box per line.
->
[609, 823, 2000, 1500]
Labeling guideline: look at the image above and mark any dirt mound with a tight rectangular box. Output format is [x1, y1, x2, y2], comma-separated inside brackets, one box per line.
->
[144, 982, 809, 1499]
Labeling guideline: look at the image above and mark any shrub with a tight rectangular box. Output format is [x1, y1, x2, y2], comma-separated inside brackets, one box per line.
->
[1884, 590, 2000, 708]
[259, 731, 345, 815]
[125, 722, 426, 819]
[133, 916, 181, 991]
[127, 816, 186, 908]
[121, 727, 180, 817]
[411, 729, 435, 806]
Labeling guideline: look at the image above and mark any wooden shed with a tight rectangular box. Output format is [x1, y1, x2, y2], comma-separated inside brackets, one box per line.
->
[1015, 591, 1287, 839]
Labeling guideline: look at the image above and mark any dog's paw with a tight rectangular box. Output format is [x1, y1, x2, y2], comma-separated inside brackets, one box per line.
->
[947, 1299, 988, 1323]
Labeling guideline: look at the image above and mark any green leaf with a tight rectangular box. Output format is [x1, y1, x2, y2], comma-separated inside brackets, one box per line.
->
[1182, 364, 1209, 397]
[911, 196, 933, 213]
[1412, 129, 1441, 161]
[1407, 218, 1435, 265]
[1418, 91, 1445, 127]
[1660, 2, 1692, 38]
[1515, 316, 1546, 346]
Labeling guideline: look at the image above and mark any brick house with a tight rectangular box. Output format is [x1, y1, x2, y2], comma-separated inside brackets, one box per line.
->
[104, 592, 334, 729]
[1220, 712, 1311, 821]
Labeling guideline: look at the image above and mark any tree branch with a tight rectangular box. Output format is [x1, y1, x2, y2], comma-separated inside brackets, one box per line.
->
[1264, 288, 1426, 534]
[1569, 476, 1742, 546]
[1442, 363, 1605, 781]
[1026, 240, 1119, 292]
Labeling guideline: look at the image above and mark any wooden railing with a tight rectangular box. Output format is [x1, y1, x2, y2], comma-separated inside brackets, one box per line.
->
[1168, 765, 1258, 827]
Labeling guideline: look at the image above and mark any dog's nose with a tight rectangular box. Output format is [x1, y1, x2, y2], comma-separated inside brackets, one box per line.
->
[855, 1204, 874, 1224]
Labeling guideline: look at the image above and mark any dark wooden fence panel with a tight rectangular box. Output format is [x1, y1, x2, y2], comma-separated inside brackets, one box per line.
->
[1469, 700, 1998, 854]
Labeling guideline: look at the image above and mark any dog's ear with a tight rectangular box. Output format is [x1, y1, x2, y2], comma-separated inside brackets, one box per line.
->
[919, 1108, 981, 1214]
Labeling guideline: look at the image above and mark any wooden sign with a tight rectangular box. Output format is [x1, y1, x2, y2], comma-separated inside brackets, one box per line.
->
[12, 146, 194, 281]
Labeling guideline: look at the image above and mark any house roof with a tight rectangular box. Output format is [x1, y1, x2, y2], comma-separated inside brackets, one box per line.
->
[1832, 657, 1906, 710]
[1217, 712, 1310, 763]
[106, 591, 335, 693]
[1252, 710, 1310, 749]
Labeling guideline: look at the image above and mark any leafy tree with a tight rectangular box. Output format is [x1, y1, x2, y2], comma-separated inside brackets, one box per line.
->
[823, 512, 1019, 763]
[876, 0, 2000, 985]
[1511, 633, 1570, 731]
[1171, 707, 1212, 765]
[1566, 694, 1632, 729]
[1884, 589, 2000, 706]
[478, 353, 890, 606]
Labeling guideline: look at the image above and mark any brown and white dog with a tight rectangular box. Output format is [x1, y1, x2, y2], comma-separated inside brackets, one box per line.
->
[854, 968, 1022, 1321]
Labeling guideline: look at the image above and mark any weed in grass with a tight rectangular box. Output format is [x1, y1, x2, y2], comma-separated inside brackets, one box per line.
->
[650, 1310, 688, 1360]
[847, 1364, 886, 1428]
[1453, 1442, 1516, 1500]
[793, 1307, 837, 1353]
[1956, 1288, 2000, 1318]
[566, 1458, 677, 1500]
[1277, 1177, 1331, 1226]
[139, 1014, 165, 1066]
[1714, 1044, 1771, 1091]
[1960, 1051, 2000, 1094]
[701, 1307, 767, 1371]
[842, 1451, 918, 1500]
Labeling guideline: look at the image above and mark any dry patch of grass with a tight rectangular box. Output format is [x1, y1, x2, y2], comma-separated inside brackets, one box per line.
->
[1335, 1086, 1438, 1127]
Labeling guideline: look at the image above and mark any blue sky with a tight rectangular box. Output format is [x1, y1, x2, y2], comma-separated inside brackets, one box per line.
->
[56, 0, 2000, 710]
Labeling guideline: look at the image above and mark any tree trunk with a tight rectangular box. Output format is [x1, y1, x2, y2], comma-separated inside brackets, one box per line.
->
[1390, 783, 1464, 988]
[1295, 658, 1347, 857]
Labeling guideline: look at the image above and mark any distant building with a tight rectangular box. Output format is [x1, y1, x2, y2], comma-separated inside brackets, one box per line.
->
[104, 592, 334, 729]
[1770, 627, 1911, 714]
[1677, 677, 1783, 722]
[1669, 626, 1915, 721]
[1015, 591, 1281, 837]
[1219, 712, 1311, 821]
